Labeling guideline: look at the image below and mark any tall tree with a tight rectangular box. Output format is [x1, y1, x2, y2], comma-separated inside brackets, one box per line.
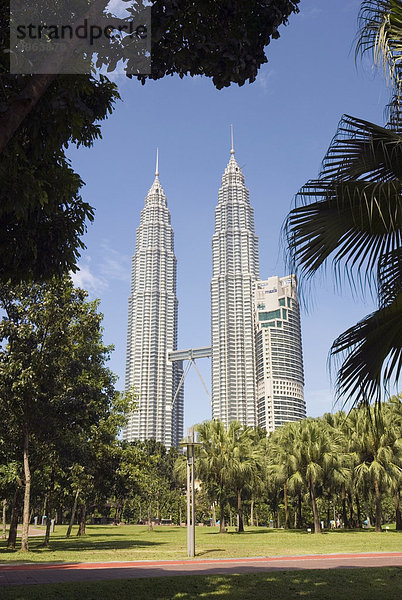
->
[196, 420, 233, 533]
[286, 418, 346, 534]
[347, 399, 402, 531]
[0, 277, 117, 551]
[227, 424, 261, 533]
[268, 422, 302, 529]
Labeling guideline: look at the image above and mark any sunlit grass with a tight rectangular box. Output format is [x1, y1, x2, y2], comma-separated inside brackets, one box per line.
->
[0, 525, 400, 564]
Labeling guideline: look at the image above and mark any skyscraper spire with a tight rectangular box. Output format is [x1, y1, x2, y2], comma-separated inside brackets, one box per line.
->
[211, 138, 260, 428]
[124, 158, 183, 448]
[230, 124, 235, 155]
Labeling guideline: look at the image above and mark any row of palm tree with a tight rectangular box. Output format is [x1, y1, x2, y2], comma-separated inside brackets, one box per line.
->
[190, 396, 401, 534]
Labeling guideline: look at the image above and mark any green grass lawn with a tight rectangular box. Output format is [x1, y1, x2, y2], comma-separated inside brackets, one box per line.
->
[0, 525, 400, 564]
[1, 568, 401, 600]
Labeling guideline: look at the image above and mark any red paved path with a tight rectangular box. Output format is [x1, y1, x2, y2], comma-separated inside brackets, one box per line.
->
[0, 553, 401, 586]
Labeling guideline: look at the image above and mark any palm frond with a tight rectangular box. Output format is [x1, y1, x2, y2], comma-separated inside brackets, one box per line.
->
[286, 179, 401, 290]
[284, 113, 402, 297]
[320, 115, 402, 181]
[331, 291, 402, 405]
[386, 91, 402, 132]
[357, 0, 402, 90]
[378, 246, 402, 305]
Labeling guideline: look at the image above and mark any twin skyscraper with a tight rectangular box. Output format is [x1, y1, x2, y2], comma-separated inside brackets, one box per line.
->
[123, 140, 306, 447]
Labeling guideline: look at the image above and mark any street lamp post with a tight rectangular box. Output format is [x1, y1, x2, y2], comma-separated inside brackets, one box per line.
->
[180, 427, 200, 558]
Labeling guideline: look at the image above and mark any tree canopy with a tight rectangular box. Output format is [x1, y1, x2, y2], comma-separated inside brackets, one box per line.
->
[0, 0, 300, 283]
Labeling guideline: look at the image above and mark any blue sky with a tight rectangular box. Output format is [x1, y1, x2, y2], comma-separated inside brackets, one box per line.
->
[68, 0, 390, 429]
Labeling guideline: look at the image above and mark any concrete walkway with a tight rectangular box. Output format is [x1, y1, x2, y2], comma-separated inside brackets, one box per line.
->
[0, 552, 401, 586]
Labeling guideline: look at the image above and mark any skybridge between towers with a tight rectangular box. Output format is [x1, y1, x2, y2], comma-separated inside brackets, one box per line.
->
[168, 346, 212, 407]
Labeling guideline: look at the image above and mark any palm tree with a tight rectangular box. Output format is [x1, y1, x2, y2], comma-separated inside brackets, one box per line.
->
[225, 424, 258, 532]
[287, 418, 346, 533]
[284, 0, 402, 406]
[347, 399, 401, 531]
[268, 422, 302, 529]
[195, 420, 234, 533]
[323, 411, 358, 528]
[387, 395, 402, 529]
[196, 420, 262, 533]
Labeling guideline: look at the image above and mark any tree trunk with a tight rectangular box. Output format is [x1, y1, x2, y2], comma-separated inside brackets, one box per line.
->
[219, 502, 226, 533]
[373, 479, 382, 532]
[297, 493, 303, 528]
[283, 482, 290, 529]
[77, 504, 86, 536]
[341, 484, 348, 528]
[250, 499, 254, 527]
[2, 499, 6, 539]
[21, 424, 31, 552]
[66, 487, 81, 538]
[7, 487, 21, 549]
[355, 493, 362, 528]
[237, 490, 244, 533]
[43, 509, 52, 547]
[308, 478, 321, 534]
[364, 499, 371, 528]
[212, 502, 216, 527]
[42, 494, 48, 521]
[179, 501, 182, 526]
[148, 502, 153, 531]
[394, 491, 401, 531]
[348, 492, 354, 527]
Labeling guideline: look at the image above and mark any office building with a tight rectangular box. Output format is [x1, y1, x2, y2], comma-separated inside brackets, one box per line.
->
[254, 275, 305, 432]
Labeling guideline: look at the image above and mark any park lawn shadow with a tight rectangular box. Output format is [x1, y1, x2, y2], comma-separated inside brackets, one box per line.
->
[0, 567, 399, 599]
[42, 538, 166, 552]
[195, 548, 226, 556]
[0, 537, 166, 561]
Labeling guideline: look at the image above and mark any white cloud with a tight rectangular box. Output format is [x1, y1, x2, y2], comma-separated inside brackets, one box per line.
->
[99, 242, 131, 282]
[70, 262, 106, 294]
[71, 243, 130, 295]
[300, 6, 323, 19]
[256, 68, 275, 93]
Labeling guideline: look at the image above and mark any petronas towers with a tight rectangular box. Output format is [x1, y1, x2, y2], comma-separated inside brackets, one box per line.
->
[123, 155, 183, 448]
[211, 144, 260, 427]
[124, 139, 305, 447]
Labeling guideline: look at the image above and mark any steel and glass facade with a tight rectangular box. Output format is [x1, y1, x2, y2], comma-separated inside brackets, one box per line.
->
[211, 149, 260, 427]
[255, 275, 305, 432]
[123, 170, 183, 448]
